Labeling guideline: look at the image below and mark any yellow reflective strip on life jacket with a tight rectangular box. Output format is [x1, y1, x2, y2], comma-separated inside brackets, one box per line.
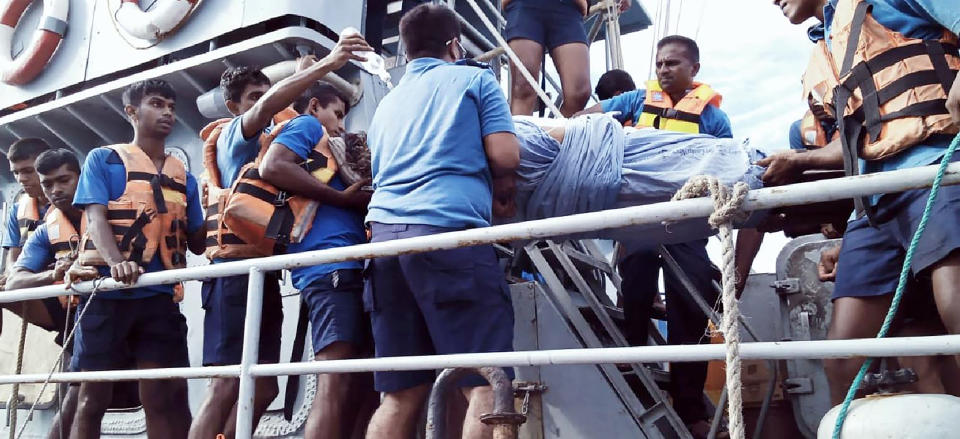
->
[310, 168, 335, 185]
[660, 119, 700, 134]
[162, 188, 187, 206]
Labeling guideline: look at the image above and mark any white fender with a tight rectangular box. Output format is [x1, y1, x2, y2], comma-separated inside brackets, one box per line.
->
[818, 394, 960, 438]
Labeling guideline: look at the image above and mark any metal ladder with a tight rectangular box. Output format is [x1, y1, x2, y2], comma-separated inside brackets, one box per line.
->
[523, 240, 692, 439]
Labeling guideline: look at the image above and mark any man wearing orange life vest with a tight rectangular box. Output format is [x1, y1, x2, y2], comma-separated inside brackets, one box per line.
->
[578, 35, 733, 438]
[189, 36, 368, 438]
[2, 138, 51, 277]
[68, 79, 206, 439]
[764, 0, 960, 404]
[6, 149, 84, 439]
[256, 82, 373, 438]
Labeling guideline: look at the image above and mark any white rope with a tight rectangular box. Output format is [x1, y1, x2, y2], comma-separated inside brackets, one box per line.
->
[672, 176, 749, 439]
[7, 305, 28, 439]
[15, 280, 103, 439]
[463, 0, 566, 119]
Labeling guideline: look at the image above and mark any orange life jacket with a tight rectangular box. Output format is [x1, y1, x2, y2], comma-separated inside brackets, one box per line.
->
[14, 192, 43, 246]
[799, 109, 840, 148]
[199, 108, 298, 261]
[44, 207, 81, 260]
[802, 39, 841, 120]
[221, 117, 339, 256]
[830, 0, 960, 164]
[78, 144, 189, 270]
[635, 80, 722, 134]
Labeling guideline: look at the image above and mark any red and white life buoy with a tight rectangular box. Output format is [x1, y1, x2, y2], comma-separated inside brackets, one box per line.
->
[115, 0, 199, 41]
[0, 0, 69, 85]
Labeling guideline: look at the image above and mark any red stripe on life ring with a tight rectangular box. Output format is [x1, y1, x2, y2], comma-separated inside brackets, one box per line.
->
[0, 0, 32, 27]
[2, 30, 62, 85]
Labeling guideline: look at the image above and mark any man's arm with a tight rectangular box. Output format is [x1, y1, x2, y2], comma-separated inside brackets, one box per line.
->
[574, 102, 604, 118]
[5, 248, 21, 273]
[756, 137, 844, 186]
[259, 144, 370, 209]
[239, 35, 372, 139]
[6, 266, 55, 290]
[85, 204, 141, 284]
[948, 72, 960, 129]
[484, 132, 521, 218]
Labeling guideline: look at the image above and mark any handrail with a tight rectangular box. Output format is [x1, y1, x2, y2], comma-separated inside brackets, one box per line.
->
[1, 335, 959, 385]
[2, 161, 960, 304]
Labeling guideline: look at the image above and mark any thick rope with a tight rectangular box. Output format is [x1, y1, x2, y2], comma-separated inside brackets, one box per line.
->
[832, 133, 960, 438]
[672, 176, 749, 439]
[15, 280, 103, 439]
[7, 305, 28, 439]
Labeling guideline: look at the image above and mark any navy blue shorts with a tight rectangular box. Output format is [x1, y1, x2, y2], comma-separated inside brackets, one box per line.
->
[301, 269, 369, 354]
[365, 223, 515, 393]
[201, 272, 283, 366]
[72, 294, 189, 371]
[41, 297, 74, 354]
[503, 1, 588, 50]
[834, 182, 960, 303]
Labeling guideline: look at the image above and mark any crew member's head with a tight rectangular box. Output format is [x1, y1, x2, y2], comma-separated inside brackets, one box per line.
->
[399, 4, 464, 62]
[35, 149, 80, 213]
[7, 138, 51, 199]
[595, 69, 637, 100]
[221, 66, 271, 116]
[293, 83, 350, 137]
[122, 79, 177, 138]
[773, 0, 826, 25]
[655, 35, 700, 97]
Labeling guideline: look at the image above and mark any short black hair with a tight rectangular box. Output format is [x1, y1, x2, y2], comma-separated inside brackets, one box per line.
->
[7, 138, 51, 163]
[657, 35, 700, 64]
[595, 69, 636, 100]
[122, 79, 176, 108]
[293, 82, 349, 115]
[35, 149, 80, 176]
[220, 66, 271, 103]
[399, 4, 461, 60]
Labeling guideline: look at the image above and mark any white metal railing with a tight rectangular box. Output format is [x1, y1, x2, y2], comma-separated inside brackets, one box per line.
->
[3, 162, 960, 438]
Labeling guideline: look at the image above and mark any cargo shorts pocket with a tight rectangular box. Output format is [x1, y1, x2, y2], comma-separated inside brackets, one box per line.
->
[75, 313, 114, 357]
[416, 247, 480, 305]
[362, 259, 377, 312]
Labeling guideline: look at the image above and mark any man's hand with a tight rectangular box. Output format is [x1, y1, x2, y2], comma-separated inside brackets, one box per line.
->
[321, 34, 372, 72]
[52, 257, 73, 283]
[492, 175, 517, 219]
[817, 245, 841, 282]
[110, 261, 143, 285]
[947, 73, 960, 130]
[64, 261, 99, 288]
[338, 180, 373, 210]
[757, 150, 806, 187]
[295, 54, 318, 73]
[618, 0, 631, 12]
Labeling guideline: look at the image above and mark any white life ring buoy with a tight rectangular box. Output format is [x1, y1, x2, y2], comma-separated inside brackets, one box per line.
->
[0, 0, 69, 85]
[115, 0, 198, 41]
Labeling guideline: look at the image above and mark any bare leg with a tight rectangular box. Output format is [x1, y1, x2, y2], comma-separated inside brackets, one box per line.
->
[2, 300, 56, 329]
[47, 385, 79, 439]
[507, 39, 545, 116]
[930, 251, 960, 370]
[213, 377, 279, 439]
[548, 42, 591, 117]
[365, 384, 431, 439]
[895, 321, 948, 394]
[138, 360, 191, 439]
[824, 296, 891, 405]
[305, 341, 359, 439]
[69, 382, 113, 439]
[188, 378, 239, 439]
[461, 386, 495, 439]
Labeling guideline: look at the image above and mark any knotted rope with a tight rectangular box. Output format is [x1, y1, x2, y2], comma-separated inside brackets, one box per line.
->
[672, 176, 750, 439]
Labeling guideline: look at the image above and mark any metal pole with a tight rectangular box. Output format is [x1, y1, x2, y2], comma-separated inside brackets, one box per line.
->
[4, 162, 960, 304]
[426, 367, 524, 439]
[234, 267, 265, 439]
[603, 0, 624, 70]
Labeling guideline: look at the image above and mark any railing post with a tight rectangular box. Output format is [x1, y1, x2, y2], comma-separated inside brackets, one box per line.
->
[235, 267, 265, 439]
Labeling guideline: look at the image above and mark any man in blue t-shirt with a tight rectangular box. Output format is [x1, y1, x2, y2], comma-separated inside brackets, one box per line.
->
[6, 149, 84, 439]
[584, 35, 735, 436]
[2, 138, 50, 274]
[364, 5, 519, 439]
[190, 32, 371, 439]
[257, 83, 372, 439]
[765, 0, 960, 405]
[69, 80, 205, 439]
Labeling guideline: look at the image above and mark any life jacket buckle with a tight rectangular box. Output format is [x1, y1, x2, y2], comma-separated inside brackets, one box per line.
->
[273, 191, 289, 207]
